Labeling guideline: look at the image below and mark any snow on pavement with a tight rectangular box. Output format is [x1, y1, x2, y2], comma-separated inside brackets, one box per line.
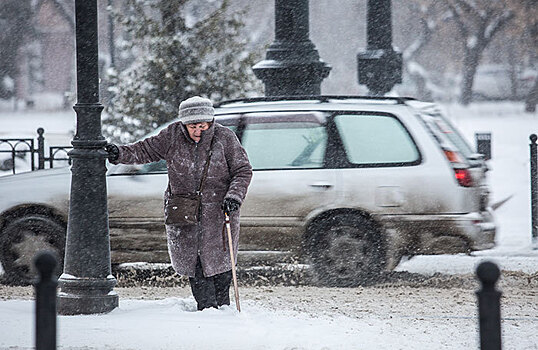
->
[1, 295, 535, 350]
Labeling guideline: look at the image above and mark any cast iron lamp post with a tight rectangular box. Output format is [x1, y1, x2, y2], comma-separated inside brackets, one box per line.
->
[253, 0, 331, 96]
[357, 0, 402, 96]
[57, 0, 118, 315]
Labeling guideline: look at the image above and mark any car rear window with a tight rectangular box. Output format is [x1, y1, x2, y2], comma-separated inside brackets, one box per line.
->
[432, 117, 474, 159]
[334, 114, 419, 165]
[241, 114, 327, 170]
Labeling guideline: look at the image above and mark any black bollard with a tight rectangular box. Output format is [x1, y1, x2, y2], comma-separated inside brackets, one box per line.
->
[34, 251, 58, 350]
[530, 134, 537, 244]
[476, 261, 502, 350]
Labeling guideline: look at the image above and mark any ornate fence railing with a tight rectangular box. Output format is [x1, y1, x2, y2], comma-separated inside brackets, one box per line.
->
[0, 138, 37, 173]
[0, 128, 72, 174]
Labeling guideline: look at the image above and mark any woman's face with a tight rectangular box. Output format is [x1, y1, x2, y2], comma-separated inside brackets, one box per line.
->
[186, 122, 210, 142]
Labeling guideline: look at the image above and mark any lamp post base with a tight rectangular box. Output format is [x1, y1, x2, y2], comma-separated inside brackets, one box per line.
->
[57, 275, 118, 315]
[253, 60, 330, 96]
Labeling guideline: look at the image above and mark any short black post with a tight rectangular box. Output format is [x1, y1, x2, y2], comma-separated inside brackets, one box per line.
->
[34, 251, 58, 350]
[37, 128, 45, 170]
[476, 261, 502, 350]
[357, 0, 402, 96]
[252, 0, 331, 96]
[530, 134, 537, 245]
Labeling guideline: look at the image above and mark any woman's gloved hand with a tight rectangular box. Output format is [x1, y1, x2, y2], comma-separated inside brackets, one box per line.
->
[221, 198, 241, 213]
[104, 143, 119, 161]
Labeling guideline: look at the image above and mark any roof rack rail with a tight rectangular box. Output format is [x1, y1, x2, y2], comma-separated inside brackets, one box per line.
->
[214, 95, 416, 107]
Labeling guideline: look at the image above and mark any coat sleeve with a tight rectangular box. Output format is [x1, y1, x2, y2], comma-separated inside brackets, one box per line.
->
[112, 126, 172, 165]
[222, 130, 253, 204]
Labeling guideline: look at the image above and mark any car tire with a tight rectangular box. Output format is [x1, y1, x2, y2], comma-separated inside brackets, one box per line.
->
[0, 214, 65, 285]
[306, 213, 386, 287]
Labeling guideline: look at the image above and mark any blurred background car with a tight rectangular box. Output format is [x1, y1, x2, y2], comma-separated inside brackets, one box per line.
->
[472, 64, 537, 101]
[0, 96, 496, 285]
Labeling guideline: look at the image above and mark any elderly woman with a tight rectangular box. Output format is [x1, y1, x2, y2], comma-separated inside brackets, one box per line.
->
[105, 96, 252, 310]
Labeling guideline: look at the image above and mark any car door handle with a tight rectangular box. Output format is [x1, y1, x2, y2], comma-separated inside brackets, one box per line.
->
[309, 183, 333, 189]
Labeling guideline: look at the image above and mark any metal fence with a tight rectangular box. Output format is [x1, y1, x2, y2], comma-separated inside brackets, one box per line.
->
[0, 128, 72, 174]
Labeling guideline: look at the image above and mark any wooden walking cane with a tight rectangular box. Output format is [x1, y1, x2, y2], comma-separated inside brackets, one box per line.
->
[225, 212, 241, 312]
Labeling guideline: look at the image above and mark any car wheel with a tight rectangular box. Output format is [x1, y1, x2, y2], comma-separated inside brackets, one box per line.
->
[307, 214, 386, 287]
[0, 214, 65, 285]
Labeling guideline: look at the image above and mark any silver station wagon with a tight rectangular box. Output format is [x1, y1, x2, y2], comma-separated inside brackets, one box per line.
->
[0, 96, 496, 285]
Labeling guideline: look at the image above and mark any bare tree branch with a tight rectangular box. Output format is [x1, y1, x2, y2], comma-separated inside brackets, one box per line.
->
[445, 2, 469, 39]
[451, 0, 483, 19]
[484, 10, 514, 41]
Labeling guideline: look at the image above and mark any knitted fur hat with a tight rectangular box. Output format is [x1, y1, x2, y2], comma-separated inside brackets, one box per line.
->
[178, 96, 215, 124]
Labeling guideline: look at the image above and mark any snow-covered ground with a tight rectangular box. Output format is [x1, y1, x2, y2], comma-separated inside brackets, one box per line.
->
[0, 101, 537, 349]
[0, 108, 75, 148]
[0, 109, 75, 174]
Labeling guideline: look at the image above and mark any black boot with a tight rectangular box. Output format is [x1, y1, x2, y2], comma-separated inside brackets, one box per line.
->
[214, 270, 232, 307]
[189, 258, 217, 311]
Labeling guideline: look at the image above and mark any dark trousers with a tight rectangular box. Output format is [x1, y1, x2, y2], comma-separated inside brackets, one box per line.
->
[189, 257, 232, 311]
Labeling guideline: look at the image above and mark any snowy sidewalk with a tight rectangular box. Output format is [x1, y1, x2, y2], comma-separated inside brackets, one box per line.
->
[1, 287, 537, 350]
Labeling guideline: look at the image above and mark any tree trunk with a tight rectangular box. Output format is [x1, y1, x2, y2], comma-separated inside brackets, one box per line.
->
[507, 43, 519, 100]
[407, 69, 433, 101]
[459, 49, 480, 105]
[525, 78, 538, 113]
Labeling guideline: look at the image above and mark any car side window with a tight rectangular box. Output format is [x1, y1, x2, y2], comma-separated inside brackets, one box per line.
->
[136, 114, 239, 173]
[109, 159, 167, 176]
[109, 116, 243, 176]
[139, 159, 167, 173]
[241, 113, 327, 170]
[334, 114, 419, 165]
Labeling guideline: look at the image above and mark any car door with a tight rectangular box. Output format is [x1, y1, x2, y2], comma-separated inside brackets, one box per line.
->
[106, 160, 169, 262]
[236, 111, 340, 251]
[332, 112, 445, 214]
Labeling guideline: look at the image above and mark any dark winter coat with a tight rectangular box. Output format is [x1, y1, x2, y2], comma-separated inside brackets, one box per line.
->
[112, 122, 252, 277]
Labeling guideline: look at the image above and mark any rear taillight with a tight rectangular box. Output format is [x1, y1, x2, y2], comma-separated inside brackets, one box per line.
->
[454, 168, 473, 187]
[442, 148, 473, 187]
